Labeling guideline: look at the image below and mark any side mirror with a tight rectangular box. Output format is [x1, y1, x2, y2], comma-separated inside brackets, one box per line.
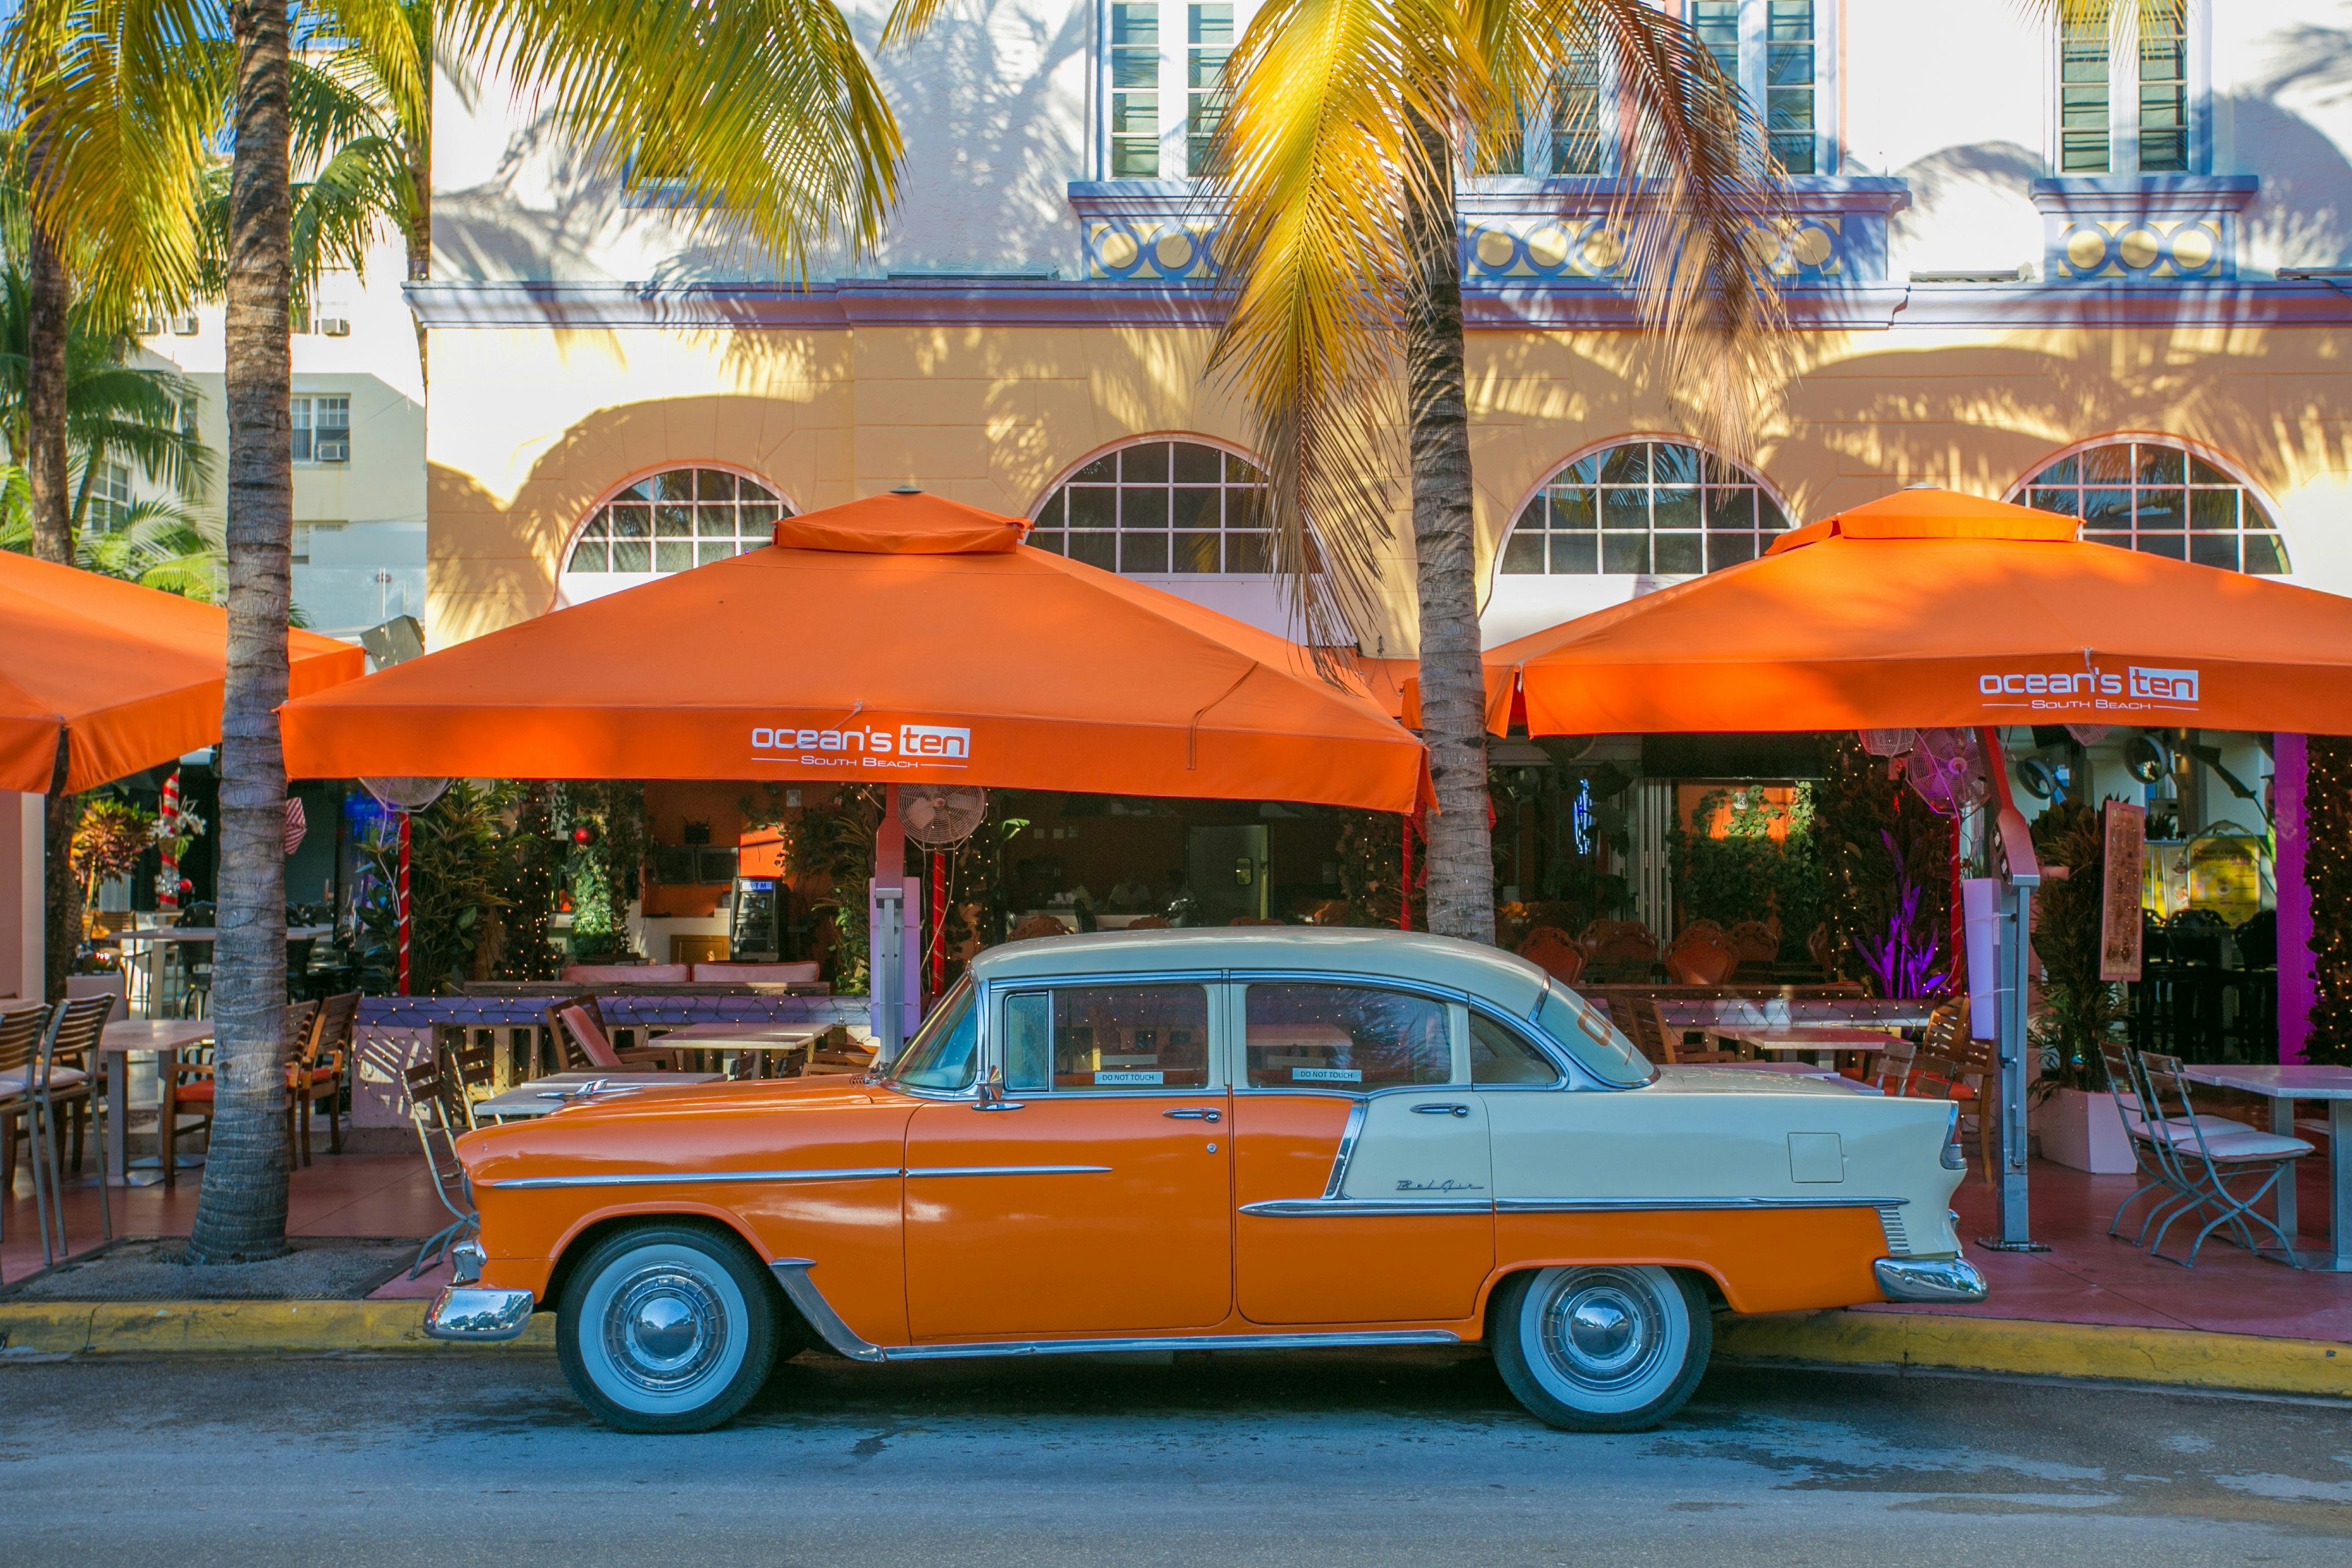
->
[973, 1063, 1023, 1111]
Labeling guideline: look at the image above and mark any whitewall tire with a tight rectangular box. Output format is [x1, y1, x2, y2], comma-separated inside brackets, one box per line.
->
[558, 1224, 777, 1433]
[1491, 1265, 1712, 1432]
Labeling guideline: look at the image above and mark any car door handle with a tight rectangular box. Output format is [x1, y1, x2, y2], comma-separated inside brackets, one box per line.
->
[974, 1100, 1026, 1112]
[1413, 1103, 1472, 1118]
[1163, 1107, 1222, 1122]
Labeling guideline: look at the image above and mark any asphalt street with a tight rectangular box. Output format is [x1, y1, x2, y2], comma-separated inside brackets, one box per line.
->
[2, 1348, 2345, 1567]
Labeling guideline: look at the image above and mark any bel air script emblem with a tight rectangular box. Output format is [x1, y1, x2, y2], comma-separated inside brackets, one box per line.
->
[1395, 1178, 1485, 1193]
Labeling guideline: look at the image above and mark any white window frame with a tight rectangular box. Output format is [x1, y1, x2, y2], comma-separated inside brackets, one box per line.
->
[291, 394, 351, 467]
[553, 462, 797, 610]
[1027, 433, 1276, 577]
[1476, 0, 1838, 182]
[1097, 0, 1264, 181]
[2051, 0, 2209, 176]
[86, 458, 134, 532]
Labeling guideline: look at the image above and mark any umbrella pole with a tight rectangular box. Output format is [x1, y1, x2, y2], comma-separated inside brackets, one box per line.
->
[396, 810, 412, 997]
[871, 786, 908, 1062]
[930, 850, 947, 998]
[1975, 726, 2048, 1253]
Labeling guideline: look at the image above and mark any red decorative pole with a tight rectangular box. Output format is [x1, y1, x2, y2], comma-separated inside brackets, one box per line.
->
[1400, 813, 1415, 931]
[930, 850, 948, 997]
[396, 810, 413, 996]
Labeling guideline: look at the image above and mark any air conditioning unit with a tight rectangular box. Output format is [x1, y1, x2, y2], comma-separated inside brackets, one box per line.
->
[317, 317, 352, 337]
[313, 436, 350, 464]
[171, 315, 200, 335]
[135, 315, 164, 336]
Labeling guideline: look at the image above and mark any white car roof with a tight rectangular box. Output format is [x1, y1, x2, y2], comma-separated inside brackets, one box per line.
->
[969, 926, 1552, 1014]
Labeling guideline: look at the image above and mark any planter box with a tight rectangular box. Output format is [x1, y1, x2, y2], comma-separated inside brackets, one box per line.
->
[2032, 1086, 2138, 1174]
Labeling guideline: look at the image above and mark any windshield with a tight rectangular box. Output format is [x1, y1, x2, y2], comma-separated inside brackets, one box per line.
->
[889, 977, 979, 1092]
[1535, 981, 1656, 1087]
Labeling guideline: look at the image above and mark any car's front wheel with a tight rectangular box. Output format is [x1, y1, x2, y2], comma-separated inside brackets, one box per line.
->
[1490, 1265, 1711, 1432]
[558, 1223, 777, 1433]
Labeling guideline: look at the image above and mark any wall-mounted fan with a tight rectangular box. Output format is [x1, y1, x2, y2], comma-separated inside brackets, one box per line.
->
[360, 776, 452, 813]
[899, 785, 989, 849]
[1904, 727, 1992, 816]
[1858, 728, 1917, 758]
[2017, 756, 2062, 802]
[2123, 734, 2171, 785]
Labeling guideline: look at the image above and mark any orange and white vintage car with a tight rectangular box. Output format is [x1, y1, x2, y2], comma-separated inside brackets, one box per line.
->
[426, 929, 1985, 1432]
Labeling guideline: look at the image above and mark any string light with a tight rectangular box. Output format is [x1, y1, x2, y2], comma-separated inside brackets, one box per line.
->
[2306, 736, 2352, 1066]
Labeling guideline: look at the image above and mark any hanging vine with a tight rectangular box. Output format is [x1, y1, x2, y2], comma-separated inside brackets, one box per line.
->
[2306, 735, 2352, 1067]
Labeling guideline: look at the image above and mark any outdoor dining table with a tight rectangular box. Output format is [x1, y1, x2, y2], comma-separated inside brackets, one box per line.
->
[1715, 1027, 1894, 1069]
[98, 1018, 215, 1185]
[2178, 1063, 2352, 1273]
[645, 1022, 826, 1079]
[1714, 1060, 1880, 1091]
[107, 925, 334, 1018]
[473, 1071, 728, 1122]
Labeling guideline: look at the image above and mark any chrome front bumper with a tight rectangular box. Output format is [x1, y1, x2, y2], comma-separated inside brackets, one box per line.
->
[1873, 1256, 1989, 1304]
[422, 1286, 537, 1342]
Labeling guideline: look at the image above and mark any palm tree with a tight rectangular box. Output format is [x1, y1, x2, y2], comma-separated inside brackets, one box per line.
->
[51, 0, 904, 1262]
[1206, 0, 1788, 943]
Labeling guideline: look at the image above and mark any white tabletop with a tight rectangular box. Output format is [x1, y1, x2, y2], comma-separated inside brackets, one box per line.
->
[2178, 1063, 2352, 1100]
[475, 1071, 727, 1120]
[111, 925, 335, 944]
[1723, 1029, 1892, 1055]
[99, 1020, 215, 1053]
[653, 1023, 824, 1047]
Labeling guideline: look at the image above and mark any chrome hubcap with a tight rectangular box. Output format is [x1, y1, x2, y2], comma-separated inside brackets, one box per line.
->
[603, 1266, 728, 1395]
[1540, 1270, 1666, 1391]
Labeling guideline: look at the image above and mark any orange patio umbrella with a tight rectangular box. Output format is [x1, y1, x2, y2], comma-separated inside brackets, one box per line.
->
[279, 491, 1430, 814]
[0, 551, 367, 793]
[1490, 487, 2352, 736]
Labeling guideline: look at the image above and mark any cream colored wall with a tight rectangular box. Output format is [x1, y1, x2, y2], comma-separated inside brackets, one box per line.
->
[425, 314, 2352, 654]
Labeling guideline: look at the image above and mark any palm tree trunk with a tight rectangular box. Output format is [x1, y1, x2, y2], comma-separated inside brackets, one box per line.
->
[25, 219, 72, 566]
[1402, 115, 1494, 945]
[188, 0, 295, 1263]
[405, 150, 429, 382]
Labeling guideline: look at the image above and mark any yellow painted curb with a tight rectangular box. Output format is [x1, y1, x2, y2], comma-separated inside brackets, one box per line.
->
[1718, 1310, 2350, 1398]
[0, 1299, 556, 1355]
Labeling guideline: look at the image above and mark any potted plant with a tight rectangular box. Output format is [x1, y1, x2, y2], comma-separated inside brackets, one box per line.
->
[2026, 799, 2136, 1174]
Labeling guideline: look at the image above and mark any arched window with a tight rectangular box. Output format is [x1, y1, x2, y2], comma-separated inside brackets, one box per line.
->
[1029, 438, 1271, 574]
[561, 467, 792, 604]
[1501, 440, 1789, 577]
[2012, 440, 2286, 574]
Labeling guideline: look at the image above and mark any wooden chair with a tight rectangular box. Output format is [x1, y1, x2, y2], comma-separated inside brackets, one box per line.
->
[0, 1003, 52, 1278]
[1901, 1000, 1994, 1185]
[164, 1000, 317, 1187]
[1868, 1032, 1919, 1096]
[546, 1001, 689, 1072]
[1727, 920, 1780, 967]
[1580, 920, 1659, 966]
[1009, 915, 1072, 942]
[1663, 924, 1739, 986]
[1644, 1001, 1739, 1064]
[287, 991, 359, 1166]
[1516, 927, 1587, 986]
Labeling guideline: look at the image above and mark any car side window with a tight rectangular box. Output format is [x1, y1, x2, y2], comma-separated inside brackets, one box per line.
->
[1468, 1012, 1561, 1085]
[1001, 985, 1210, 1091]
[1244, 983, 1451, 1089]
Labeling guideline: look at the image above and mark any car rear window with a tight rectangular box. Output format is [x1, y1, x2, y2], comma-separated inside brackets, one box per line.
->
[1535, 982, 1654, 1086]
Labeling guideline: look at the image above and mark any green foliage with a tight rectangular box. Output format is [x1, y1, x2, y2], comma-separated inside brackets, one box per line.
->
[71, 797, 156, 912]
[2306, 736, 2352, 1068]
[783, 786, 881, 994]
[354, 781, 519, 995]
[2029, 797, 2131, 1094]
[1668, 785, 1822, 957]
[1816, 738, 1953, 994]
[492, 782, 562, 982]
[554, 781, 646, 961]
[1335, 809, 1420, 930]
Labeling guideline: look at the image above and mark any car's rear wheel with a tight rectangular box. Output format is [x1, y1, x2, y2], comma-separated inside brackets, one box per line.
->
[558, 1224, 777, 1433]
[1490, 1265, 1711, 1432]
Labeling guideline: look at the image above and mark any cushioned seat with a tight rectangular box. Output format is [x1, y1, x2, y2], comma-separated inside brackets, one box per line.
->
[2145, 1124, 2314, 1161]
[0, 1066, 85, 1094]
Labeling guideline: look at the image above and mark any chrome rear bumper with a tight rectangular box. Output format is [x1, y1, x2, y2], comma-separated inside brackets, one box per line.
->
[1873, 1256, 1989, 1303]
[422, 1286, 537, 1341]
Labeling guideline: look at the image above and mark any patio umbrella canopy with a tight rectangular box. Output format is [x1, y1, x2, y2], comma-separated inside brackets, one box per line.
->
[0, 552, 367, 794]
[279, 491, 1429, 814]
[1492, 487, 2352, 737]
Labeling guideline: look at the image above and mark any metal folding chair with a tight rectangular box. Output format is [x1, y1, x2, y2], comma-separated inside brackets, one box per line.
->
[403, 1054, 480, 1279]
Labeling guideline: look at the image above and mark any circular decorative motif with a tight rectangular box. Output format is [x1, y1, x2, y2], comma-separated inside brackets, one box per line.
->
[2118, 228, 2162, 269]
[1526, 225, 1571, 270]
[2064, 227, 2111, 272]
[1792, 226, 1834, 268]
[1475, 229, 1519, 269]
[1153, 231, 1195, 272]
[1581, 228, 1625, 271]
[2170, 224, 2217, 271]
[1098, 229, 1140, 271]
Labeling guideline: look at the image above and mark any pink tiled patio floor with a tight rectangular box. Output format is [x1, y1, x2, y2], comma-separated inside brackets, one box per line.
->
[4, 1139, 2346, 1340]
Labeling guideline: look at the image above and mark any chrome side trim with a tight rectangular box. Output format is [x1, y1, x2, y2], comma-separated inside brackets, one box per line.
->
[1240, 1199, 1495, 1218]
[1873, 1256, 1989, 1303]
[421, 1286, 535, 1342]
[1877, 1205, 1914, 1257]
[903, 1165, 1112, 1178]
[769, 1259, 888, 1362]
[1320, 1100, 1370, 1199]
[489, 1166, 901, 1190]
[448, 1239, 485, 1284]
[1493, 1195, 1911, 1213]
[885, 1329, 1461, 1362]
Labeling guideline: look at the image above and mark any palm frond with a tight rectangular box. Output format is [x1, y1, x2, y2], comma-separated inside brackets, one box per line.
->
[441, 0, 904, 277]
[1204, 0, 1476, 647]
[77, 495, 224, 598]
